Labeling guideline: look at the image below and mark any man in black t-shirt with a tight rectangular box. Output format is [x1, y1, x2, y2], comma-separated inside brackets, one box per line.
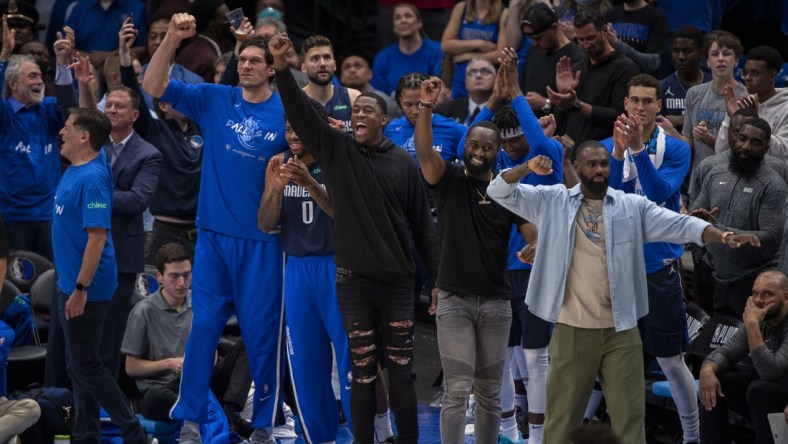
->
[413, 49, 553, 444]
[520, 3, 585, 116]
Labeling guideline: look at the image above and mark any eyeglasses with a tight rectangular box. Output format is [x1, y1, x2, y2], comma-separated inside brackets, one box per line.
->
[741, 69, 765, 78]
[466, 68, 494, 77]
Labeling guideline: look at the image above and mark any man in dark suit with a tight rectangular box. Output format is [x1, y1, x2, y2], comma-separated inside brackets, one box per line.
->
[434, 58, 496, 126]
[102, 85, 162, 378]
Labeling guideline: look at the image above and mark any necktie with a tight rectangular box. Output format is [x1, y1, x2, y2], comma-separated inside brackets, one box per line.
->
[467, 106, 480, 125]
[110, 143, 121, 167]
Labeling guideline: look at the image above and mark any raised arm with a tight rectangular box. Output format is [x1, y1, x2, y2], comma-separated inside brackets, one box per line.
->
[414, 77, 447, 185]
[500, 154, 553, 184]
[219, 16, 254, 87]
[142, 14, 196, 99]
[118, 18, 154, 138]
[270, 33, 343, 166]
[0, 15, 14, 62]
[503, 47, 559, 160]
[54, 26, 78, 112]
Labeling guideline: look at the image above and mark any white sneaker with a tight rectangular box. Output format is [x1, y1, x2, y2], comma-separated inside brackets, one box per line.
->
[249, 429, 276, 444]
[465, 423, 475, 436]
[178, 424, 202, 444]
[465, 394, 476, 421]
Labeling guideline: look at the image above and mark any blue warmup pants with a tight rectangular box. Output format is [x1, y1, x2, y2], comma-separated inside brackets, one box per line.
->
[171, 229, 284, 430]
[284, 255, 352, 443]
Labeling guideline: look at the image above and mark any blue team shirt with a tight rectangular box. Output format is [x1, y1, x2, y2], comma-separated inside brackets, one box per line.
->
[325, 85, 353, 133]
[66, 0, 148, 52]
[280, 153, 334, 257]
[161, 80, 288, 240]
[371, 39, 444, 96]
[496, 99, 563, 271]
[659, 71, 711, 118]
[0, 97, 63, 221]
[601, 133, 690, 274]
[52, 153, 117, 301]
[384, 114, 464, 161]
[452, 18, 500, 99]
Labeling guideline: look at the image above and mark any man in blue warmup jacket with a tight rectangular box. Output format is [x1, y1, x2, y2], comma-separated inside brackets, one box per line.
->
[601, 73, 699, 444]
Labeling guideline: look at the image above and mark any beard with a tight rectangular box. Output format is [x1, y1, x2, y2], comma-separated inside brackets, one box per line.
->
[464, 155, 494, 177]
[729, 149, 764, 179]
[308, 72, 333, 86]
[765, 300, 784, 321]
[579, 171, 609, 195]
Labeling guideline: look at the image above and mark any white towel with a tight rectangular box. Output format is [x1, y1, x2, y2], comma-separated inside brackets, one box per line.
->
[622, 126, 666, 201]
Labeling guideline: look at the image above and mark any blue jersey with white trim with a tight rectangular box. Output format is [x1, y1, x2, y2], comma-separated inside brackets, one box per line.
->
[281, 153, 334, 257]
[325, 85, 353, 134]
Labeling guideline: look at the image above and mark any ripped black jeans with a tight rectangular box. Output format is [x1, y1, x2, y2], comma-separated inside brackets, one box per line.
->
[335, 267, 418, 444]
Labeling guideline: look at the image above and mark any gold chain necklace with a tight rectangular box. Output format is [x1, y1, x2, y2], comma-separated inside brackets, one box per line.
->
[465, 169, 493, 205]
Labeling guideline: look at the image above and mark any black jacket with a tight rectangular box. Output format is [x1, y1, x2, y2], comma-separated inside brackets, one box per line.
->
[275, 67, 440, 287]
[555, 50, 639, 144]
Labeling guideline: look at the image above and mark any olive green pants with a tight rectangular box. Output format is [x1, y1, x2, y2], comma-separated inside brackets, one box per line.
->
[543, 323, 645, 444]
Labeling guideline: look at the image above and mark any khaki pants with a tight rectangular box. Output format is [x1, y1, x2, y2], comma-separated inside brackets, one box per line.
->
[543, 324, 645, 444]
[0, 397, 41, 442]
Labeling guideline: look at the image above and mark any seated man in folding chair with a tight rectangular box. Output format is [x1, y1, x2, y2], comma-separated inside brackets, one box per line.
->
[699, 270, 788, 444]
[121, 243, 255, 437]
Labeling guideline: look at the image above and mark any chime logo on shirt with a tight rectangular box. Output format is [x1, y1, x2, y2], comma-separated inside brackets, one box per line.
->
[226, 116, 271, 150]
[87, 201, 107, 209]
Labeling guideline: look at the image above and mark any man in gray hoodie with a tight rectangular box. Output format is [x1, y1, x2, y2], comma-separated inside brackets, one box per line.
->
[715, 45, 788, 160]
[691, 117, 787, 317]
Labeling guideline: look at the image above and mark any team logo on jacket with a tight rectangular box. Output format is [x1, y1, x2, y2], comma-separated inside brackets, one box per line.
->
[189, 135, 204, 149]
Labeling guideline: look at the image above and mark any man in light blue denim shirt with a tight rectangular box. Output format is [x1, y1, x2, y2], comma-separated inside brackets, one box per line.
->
[487, 141, 760, 444]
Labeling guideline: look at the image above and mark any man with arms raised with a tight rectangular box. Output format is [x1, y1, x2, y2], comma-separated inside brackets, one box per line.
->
[487, 139, 759, 443]
[143, 14, 288, 444]
[414, 51, 546, 444]
[270, 33, 439, 444]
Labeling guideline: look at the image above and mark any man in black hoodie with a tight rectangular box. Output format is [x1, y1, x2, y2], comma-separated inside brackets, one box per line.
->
[269, 33, 440, 444]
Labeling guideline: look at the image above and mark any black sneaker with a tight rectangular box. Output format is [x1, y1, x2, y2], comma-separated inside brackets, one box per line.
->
[222, 404, 253, 438]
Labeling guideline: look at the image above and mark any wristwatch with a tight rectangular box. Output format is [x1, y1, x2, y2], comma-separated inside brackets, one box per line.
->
[541, 99, 551, 114]
[75, 282, 89, 292]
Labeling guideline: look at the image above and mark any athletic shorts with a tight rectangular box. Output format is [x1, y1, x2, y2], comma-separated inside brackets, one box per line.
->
[507, 269, 552, 349]
[639, 260, 689, 357]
